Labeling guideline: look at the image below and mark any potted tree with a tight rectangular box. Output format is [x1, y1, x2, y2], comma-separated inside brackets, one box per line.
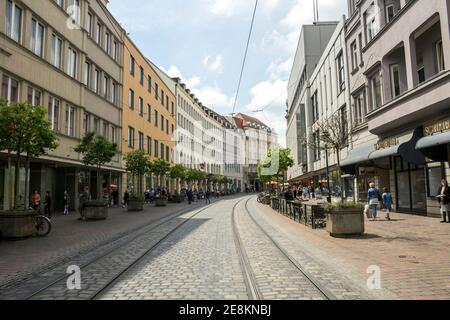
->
[74, 132, 118, 220]
[151, 159, 171, 207]
[124, 150, 150, 211]
[170, 165, 187, 203]
[325, 202, 365, 237]
[0, 102, 59, 238]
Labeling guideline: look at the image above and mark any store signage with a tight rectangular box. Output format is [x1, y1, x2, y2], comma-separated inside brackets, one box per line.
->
[375, 137, 398, 151]
[424, 119, 450, 136]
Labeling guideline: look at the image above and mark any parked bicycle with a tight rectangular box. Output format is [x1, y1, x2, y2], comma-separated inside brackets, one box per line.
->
[29, 202, 52, 237]
[257, 193, 265, 203]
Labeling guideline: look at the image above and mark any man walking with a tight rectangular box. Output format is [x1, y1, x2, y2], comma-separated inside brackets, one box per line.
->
[205, 190, 211, 204]
[79, 186, 91, 221]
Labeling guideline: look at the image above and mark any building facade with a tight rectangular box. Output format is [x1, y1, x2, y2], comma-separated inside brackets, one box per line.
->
[0, 0, 124, 211]
[122, 35, 176, 192]
[342, 0, 450, 216]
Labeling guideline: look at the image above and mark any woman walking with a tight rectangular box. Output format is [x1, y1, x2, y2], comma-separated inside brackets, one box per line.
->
[367, 182, 381, 221]
[63, 190, 70, 215]
[382, 188, 393, 221]
[437, 179, 450, 223]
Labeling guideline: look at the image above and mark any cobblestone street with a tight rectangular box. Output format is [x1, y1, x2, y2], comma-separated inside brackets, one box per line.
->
[0, 195, 449, 300]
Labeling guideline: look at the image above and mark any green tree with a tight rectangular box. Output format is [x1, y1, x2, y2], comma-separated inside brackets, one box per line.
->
[124, 150, 151, 199]
[74, 132, 118, 200]
[150, 159, 171, 190]
[170, 165, 187, 194]
[186, 169, 205, 188]
[0, 102, 59, 209]
[259, 147, 294, 193]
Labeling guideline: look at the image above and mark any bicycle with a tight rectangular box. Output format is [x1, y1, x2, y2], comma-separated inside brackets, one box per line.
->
[30, 202, 52, 237]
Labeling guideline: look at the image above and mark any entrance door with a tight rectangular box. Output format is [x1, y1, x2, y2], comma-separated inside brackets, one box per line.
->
[395, 157, 427, 215]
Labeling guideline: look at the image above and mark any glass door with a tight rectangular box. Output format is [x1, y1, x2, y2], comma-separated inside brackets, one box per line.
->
[395, 157, 427, 215]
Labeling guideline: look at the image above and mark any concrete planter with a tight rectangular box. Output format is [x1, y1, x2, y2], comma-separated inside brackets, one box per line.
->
[0, 211, 36, 239]
[127, 200, 144, 212]
[326, 208, 365, 238]
[83, 201, 108, 220]
[155, 197, 168, 207]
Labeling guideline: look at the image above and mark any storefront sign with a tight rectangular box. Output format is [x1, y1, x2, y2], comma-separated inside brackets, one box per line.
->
[424, 119, 450, 136]
[375, 137, 398, 151]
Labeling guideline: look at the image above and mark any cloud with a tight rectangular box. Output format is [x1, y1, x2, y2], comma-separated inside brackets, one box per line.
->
[160, 65, 201, 88]
[266, 58, 294, 81]
[192, 85, 234, 111]
[261, 29, 300, 55]
[203, 55, 224, 74]
[208, 0, 280, 17]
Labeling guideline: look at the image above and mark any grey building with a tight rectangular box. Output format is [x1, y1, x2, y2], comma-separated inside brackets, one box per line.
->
[0, 0, 124, 211]
[342, 0, 450, 217]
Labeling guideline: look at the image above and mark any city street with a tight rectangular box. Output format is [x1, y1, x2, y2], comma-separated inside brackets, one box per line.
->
[1, 195, 449, 300]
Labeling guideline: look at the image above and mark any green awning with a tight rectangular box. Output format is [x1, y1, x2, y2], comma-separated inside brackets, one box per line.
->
[340, 143, 374, 167]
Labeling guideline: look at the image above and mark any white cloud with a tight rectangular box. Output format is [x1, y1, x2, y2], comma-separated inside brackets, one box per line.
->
[261, 29, 300, 55]
[203, 55, 224, 74]
[160, 65, 201, 88]
[266, 58, 294, 81]
[192, 85, 234, 110]
[209, 0, 280, 16]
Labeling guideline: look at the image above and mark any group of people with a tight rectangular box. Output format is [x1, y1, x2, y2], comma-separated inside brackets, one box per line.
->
[30, 190, 71, 219]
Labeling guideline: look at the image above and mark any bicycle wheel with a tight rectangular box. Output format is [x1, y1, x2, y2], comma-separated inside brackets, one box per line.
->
[36, 216, 52, 237]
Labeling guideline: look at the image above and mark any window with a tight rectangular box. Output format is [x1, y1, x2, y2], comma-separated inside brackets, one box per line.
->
[68, 0, 80, 25]
[104, 32, 110, 54]
[161, 143, 165, 160]
[128, 89, 134, 109]
[354, 90, 367, 125]
[94, 69, 100, 94]
[65, 105, 75, 137]
[166, 96, 169, 110]
[138, 131, 144, 150]
[111, 82, 117, 104]
[96, 23, 102, 45]
[155, 82, 159, 99]
[83, 61, 91, 86]
[147, 136, 152, 155]
[171, 124, 174, 134]
[340, 106, 348, 144]
[369, 71, 382, 111]
[313, 131, 321, 161]
[67, 47, 78, 78]
[385, 4, 395, 24]
[102, 122, 108, 139]
[139, 97, 144, 116]
[436, 40, 445, 73]
[55, 0, 64, 8]
[166, 146, 170, 162]
[5, 0, 22, 43]
[148, 75, 152, 93]
[103, 76, 109, 99]
[86, 12, 93, 36]
[94, 118, 100, 133]
[112, 40, 118, 61]
[147, 105, 151, 122]
[48, 97, 60, 131]
[51, 34, 62, 68]
[358, 33, 364, 65]
[417, 56, 425, 83]
[1, 75, 19, 104]
[351, 41, 358, 71]
[83, 112, 90, 133]
[161, 90, 165, 106]
[139, 66, 144, 85]
[390, 64, 401, 98]
[311, 91, 319, 123]
[337, 52, 345, 92]
[31, 18, 44, 57]
[154, 140, 159, 158]
[171, 102, 174, 116]
[111, 126, 117, 144]
[166, 119, 169, 135]
[155, 110, 158, 127]
[161, 115, 165, 132]
[130, 55, 135, 76]
[366, 4, 379, 42]
[128, 126, 135, 148]
[27, 86, 41, 106]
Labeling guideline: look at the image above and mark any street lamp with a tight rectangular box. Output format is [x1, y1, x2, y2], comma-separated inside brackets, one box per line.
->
[322, 131, 332, 203]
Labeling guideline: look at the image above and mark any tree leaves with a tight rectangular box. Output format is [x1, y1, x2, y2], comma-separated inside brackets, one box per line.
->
[74, 132, 118, 168]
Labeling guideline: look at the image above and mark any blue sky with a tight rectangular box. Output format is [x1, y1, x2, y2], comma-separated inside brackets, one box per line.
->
[108, 0, 348, 146]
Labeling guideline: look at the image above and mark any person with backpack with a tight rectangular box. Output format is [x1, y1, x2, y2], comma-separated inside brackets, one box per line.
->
[382, 188, 393, 221]
[367, 182, 381, 221]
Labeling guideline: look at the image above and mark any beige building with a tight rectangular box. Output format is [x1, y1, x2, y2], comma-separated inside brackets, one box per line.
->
[0, 0, 124, 211]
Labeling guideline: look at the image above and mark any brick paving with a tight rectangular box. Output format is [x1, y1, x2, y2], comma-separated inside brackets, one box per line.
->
[0, 199, 212, 290]
[251, 198, 450, 300]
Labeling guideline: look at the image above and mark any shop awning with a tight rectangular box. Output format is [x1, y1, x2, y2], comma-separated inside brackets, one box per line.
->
[416, 131, 450, 150]
[340, 143, 374, 167]
[368, 145, 399, 161]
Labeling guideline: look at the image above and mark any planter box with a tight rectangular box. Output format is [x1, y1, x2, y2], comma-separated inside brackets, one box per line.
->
[171, 195, 185, 203]
[0, 211, 36, 238]
[155, 197, 168, 207]
[83, 201, 108, 220]
[326, 208, 365, 237]
[127, 200, 144, 212]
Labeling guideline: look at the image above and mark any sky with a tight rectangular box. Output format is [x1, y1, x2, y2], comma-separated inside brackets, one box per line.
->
[108, 0, 348, 147]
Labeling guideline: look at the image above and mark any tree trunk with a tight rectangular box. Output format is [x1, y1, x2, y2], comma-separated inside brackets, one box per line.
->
[14, 154, 21, 208]
[7, 154, 13, 210]
[336, 149, 345, 203]
[24, 157, 30, 211]
[97, 165, 101, 201]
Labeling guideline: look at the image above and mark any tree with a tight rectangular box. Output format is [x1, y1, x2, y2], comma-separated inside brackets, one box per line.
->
[124, 150, 151, 199]
[0, 102, 59, 209]
[299, 111, 351, 202]
[261, 147, 294, 193]
[74, 132, 118, 200]
[186, 169, 205, 189]
[150, 159, 171, 190]
[169, 165, 187, 194]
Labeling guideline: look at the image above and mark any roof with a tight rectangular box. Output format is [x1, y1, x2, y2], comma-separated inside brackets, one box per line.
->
[234, 113, 271, 131]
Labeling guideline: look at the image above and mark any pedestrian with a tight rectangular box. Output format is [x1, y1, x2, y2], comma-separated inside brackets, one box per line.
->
[205, 189, 211, 204]
[382, 188, 393, 221]
[187, 189, 194, 205]
[112, 188, 119, 207]
[31, 190, 41, 211]
[79, 186, 91, 221]
[44, 191, 52, 219]
[63, 190, 70, 215]
[123, 189, 130, 208]
[437, 179, 450, 223]
[367, 182, 381, 221]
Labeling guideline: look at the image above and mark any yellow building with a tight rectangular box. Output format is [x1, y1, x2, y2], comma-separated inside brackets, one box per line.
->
[122, 35, 176, 191]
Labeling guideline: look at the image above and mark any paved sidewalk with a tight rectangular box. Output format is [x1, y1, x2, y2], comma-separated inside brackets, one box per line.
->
[0, 199, 213, 288]
[253, 199, 450, 300]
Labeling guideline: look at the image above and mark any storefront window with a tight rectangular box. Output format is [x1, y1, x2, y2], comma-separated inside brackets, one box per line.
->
[427, 165, 445, 197]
